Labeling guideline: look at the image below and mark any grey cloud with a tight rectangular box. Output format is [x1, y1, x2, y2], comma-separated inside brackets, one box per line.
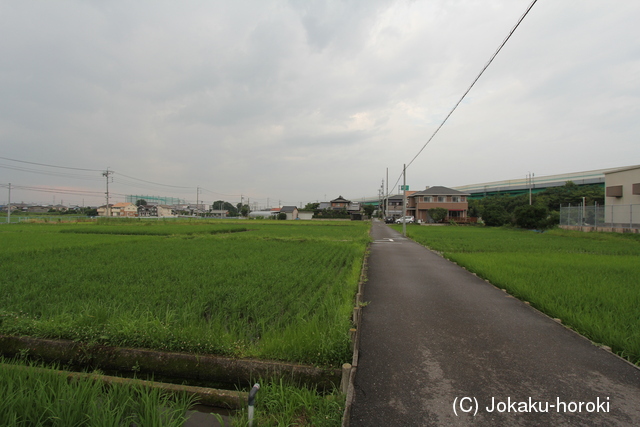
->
[1, 0, 639, 206]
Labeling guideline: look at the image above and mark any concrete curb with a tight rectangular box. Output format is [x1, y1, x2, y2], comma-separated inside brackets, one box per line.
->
[341, 239, 369, 427]
[1, 362, 247, 409]
[0, 335, 341, 391]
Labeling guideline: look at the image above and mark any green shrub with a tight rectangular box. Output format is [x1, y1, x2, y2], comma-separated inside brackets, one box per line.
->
[481, 205, 510, 226]
[513, 204, 549, 229]
[427, 208, 448, 223]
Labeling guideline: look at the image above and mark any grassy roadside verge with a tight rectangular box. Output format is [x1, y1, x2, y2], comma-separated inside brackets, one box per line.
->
[397, 225, 640, 365]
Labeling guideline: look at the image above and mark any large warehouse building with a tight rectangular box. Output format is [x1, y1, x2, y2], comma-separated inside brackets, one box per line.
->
[452, 167, 616, 199]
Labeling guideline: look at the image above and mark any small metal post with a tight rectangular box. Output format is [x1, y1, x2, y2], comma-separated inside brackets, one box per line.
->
[248, 383, 260, 427]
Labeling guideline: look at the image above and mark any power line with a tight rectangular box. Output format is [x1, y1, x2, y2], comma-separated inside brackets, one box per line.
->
[406, 0, 538, 169]
[111, 176, 194, 194]
[199, 187, 243, 198]
[0, 163, 103, 181]
[0, 156, 102, 172]
[391, 0, 539, 194]
[113, 171, 193, 189]
[1, 183, 105, 197]
[0, 156, 249, 204]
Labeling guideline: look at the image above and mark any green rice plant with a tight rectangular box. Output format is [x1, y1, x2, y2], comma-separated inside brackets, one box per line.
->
[233, 378, 344, 427]
[59, 223, 249, 236]
[0, 357, 197, 426]
[398, 225, 640, 364]
[0, 221, 369, 366]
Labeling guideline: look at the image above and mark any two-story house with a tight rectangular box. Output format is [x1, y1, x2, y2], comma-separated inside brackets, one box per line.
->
[407, 186, 470, 223]
[330, 196, 351, 210]
[112, 202, 138, 217]
[137, 204, 158, 217]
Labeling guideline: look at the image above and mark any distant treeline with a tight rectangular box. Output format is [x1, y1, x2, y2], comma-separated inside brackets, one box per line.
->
[469, 182, 604, 228]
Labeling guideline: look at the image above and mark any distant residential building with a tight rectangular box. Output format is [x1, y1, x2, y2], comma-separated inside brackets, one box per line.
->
[6, 203, 28, 212]
[407, 186, 470, 223]
[27, 206, 50, 214]
[330, 196, 350, 210]
[112, 202, 138, 217]
[97, 205, 113, 217]
[280, 206, 299, 220]
[604, 165, 640, 227]
[191, 203, 210, 213]
[157, 205, 176, 217]
[210, 209, 228, 218]
[137, 204, 158, 217]
[385, 193, 415, 218]
[50, 204, 68, 212]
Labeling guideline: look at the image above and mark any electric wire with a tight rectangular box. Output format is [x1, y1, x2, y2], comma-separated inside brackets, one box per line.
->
[113, 172, 193, 189]
[199, 187, 243, 198]
[389, 0, 539, 197]
[0, 163, 104, 181]
[2, 183, 105, 197]
[0, 156, 103, 172]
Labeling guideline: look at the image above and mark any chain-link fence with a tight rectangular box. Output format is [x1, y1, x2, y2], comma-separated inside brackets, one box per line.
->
[559, 205, 640, 229]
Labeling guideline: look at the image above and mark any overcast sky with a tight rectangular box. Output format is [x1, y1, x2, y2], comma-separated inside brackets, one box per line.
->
[1, 0, 639, 208]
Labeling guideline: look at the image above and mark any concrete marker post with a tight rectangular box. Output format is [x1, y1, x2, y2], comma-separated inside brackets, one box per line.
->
[340, 363, 352, 394]
[349, 328, 357, 352]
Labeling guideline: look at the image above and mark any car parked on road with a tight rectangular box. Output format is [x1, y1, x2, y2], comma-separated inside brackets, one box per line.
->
[384, 216, 395, 224]
[395, 216, 415, 224]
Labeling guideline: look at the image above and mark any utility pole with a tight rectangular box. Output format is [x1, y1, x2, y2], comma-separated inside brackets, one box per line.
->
[527, 172, 535, 205]
[7, 183, 11, 224]
[196, 186, 201, 216]
[386, 168, 389, 220]
[379, 179, 384, 218]
[402, 164, 407, 237]
[103, 169, 113, 217]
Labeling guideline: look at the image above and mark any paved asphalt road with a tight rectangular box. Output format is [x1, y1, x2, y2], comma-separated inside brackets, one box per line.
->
[349, 220, 640, 426]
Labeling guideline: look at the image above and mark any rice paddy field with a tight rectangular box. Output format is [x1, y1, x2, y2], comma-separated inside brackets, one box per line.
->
[0, 357, 197, 427]
[0, 356, 345, 427]
[399, 225, 640, 364]
[0, 220, 370, 366]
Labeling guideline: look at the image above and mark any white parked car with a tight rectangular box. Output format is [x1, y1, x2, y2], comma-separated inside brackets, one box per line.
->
[395, 216, 415, 224]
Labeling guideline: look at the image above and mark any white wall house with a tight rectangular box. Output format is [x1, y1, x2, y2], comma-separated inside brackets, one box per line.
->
[604, 165, 640, 227]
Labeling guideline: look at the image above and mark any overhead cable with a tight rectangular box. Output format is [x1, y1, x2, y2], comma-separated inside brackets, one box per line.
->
[114, 171, 193, 189]
[0, 156, 103, 172]
[0, 163, 103, 181]
[390, 0, 539, 194]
